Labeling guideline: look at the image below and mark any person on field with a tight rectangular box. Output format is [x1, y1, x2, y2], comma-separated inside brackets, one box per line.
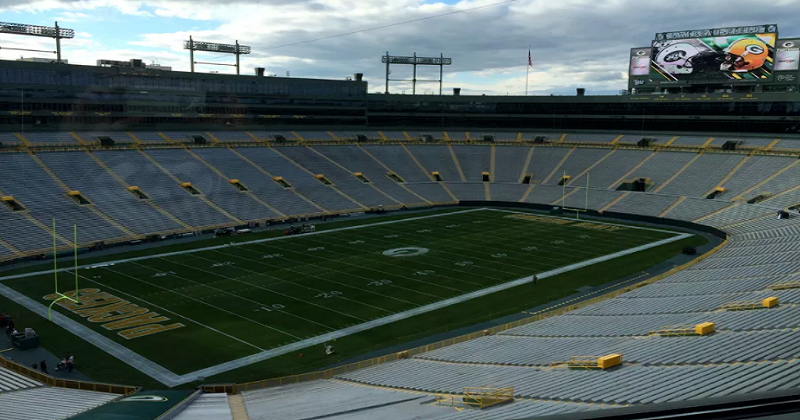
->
[40, 360, 48, 374]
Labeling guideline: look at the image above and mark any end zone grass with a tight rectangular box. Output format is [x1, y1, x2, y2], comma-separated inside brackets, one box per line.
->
[0, 208, 706, 387]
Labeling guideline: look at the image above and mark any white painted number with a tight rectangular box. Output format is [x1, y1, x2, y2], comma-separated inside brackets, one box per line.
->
[369, 280, 393, 287]
[417, 229, 432, 233]
[315, 291, 342, 299]
[414, 270, 436, 276]
[262, 253, 283, 259]
[308, 247, 325, 251]
[211, 261, 235, 268]
[455, 261, 474, 267]
[446, 224, 461, 228]
[491, 253, 508, 259]
[151, 271, 176, 278]
[258, 304, 285, 312]
[348, 240, 365, 245]
[522, 246, 538, 251]
[552, 240, 566, 245]
[384, 234, 399, 238]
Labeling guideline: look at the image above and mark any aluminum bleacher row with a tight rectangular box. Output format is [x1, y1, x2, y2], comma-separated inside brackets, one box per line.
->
[0, 367, 119, 419]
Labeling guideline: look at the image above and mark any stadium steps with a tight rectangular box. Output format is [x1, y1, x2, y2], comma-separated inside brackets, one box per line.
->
[69, 132, 88, 145]
[663, 136, 680, 146]
[125, 132, 143, 144]
[327, 131, 341, 141]
[307, 147, 403, 206]
[205, 132, 222, 144]
[760, 182, 800, 206]
[550, 187, 581, 205]
[732, 160, 800, 201]
[85, 150, 193, 230]
[611, 135, 624, 145]
[703, 155, 752, 198]
[599, 191, 629, 212]
[567, 149, 616, 186]
[226, 147, 327, 213]
[442, 131, 451, 141]
[519, 184, 536, 202]
[718, 212, 775, 230]
[400, 144, 434, 181]
[652, 152, 703, 193]
[609, 151, 657, 189]
[291, 131, 305, 142]
[377, 131, 388, 141]
[26, 151, 136, 238]
[447, 144, 467, 182]
[484, 182, 491, 200]
[693, 202, 741, 223]
[438, 182, 459, 202]
[13, 133, 32, 147]
[765, 139, 782, 151]
[403, 131, 413, 141]
[541, 148, 574, 184]
[701, 137, 716, 148]
[269, 147, 367, 210]
[157, 132, 176, 143]
[356, 145, 432, 204]
[658, 196, 687, 217]
[228, 394, 251, 420]
[489, 144, 496, 181]
[245, 131, 260, 142]
[0, 236, 20, 255]
[137, 149, 243, 224]
[518, 146, 536, 182]
[182, 146, 287, 217]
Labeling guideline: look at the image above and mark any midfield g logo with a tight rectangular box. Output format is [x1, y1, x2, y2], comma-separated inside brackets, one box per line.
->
[382, 247, 429, 257]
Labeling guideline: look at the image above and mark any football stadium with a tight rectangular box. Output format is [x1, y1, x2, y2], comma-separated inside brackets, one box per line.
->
[0, 17, 799, 420]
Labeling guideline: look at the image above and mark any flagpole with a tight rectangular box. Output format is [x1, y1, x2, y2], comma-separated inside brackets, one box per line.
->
[525, 44, 530, 96]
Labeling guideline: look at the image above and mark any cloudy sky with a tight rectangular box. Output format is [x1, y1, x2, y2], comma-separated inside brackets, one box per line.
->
[0, 0, 795, 95]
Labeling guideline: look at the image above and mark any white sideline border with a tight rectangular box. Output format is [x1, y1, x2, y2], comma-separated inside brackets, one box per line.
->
[0, 207, 691, 387]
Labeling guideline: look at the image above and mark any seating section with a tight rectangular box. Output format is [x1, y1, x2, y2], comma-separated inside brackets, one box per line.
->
[129, 132, 167, 142]
[38, 152, 183, 235]
[622, 151, 697, 189]
[525, 147, 572, 183]
[173, 393, 233, 420]
[407, 145, 462, 182]
[24, 132, 79, 144]
[564, 133, 617, 143]
[0, 387, 118, 420]
[452, 145, 490, 182]
[546, 148, 612, 184]
[570, 149, 652, 189]
[493, 145, 531, 182]
[95, 150, 235, 228]
[0, 367, 40, 392]
[145, 148, 281, 222]
[670, 136, 711, 146]
[657, 154, 745, 197]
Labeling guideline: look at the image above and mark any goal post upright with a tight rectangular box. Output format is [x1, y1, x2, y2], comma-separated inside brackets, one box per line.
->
[47, 220, 79, 321]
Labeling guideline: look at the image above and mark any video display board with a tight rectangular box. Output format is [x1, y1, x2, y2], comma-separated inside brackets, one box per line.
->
[775, 38, 800, 71]
[629, 48, 651, 76]
[651, 33, 776, 83]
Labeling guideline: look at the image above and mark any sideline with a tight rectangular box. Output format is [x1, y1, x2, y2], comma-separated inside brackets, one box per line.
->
[0, 208, 690, 386]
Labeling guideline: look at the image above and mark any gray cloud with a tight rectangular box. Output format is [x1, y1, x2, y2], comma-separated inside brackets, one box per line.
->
[2, 0, 798, 95]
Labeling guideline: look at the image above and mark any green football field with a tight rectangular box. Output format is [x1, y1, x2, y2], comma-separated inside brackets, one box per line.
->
[0, 208, 692, 385]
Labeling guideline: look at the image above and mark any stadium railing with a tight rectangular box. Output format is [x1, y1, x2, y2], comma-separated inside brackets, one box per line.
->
[0, 356, 139, 395]
[208, 235, 729, 394]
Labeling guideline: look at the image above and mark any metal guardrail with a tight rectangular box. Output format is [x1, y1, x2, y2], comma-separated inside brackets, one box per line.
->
[0, 356, 138, 395]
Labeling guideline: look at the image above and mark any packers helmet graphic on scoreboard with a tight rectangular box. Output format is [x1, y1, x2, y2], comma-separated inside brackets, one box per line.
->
[722, 37, 769, 72]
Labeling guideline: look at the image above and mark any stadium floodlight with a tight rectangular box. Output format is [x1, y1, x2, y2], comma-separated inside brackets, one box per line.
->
[0, 21, 74, 63]
[382, 52, 452, 95]
[184, 36, 252, 75]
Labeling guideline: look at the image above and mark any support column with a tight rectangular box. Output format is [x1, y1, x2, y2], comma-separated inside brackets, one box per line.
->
[189, 36, 195, 73]
[54, 21, 62, 63]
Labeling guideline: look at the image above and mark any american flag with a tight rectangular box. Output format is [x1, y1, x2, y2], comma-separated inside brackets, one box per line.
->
[528, 47, 532, 67]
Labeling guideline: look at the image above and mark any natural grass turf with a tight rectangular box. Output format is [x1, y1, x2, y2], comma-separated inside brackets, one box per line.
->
[0, 207, 705, 387]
